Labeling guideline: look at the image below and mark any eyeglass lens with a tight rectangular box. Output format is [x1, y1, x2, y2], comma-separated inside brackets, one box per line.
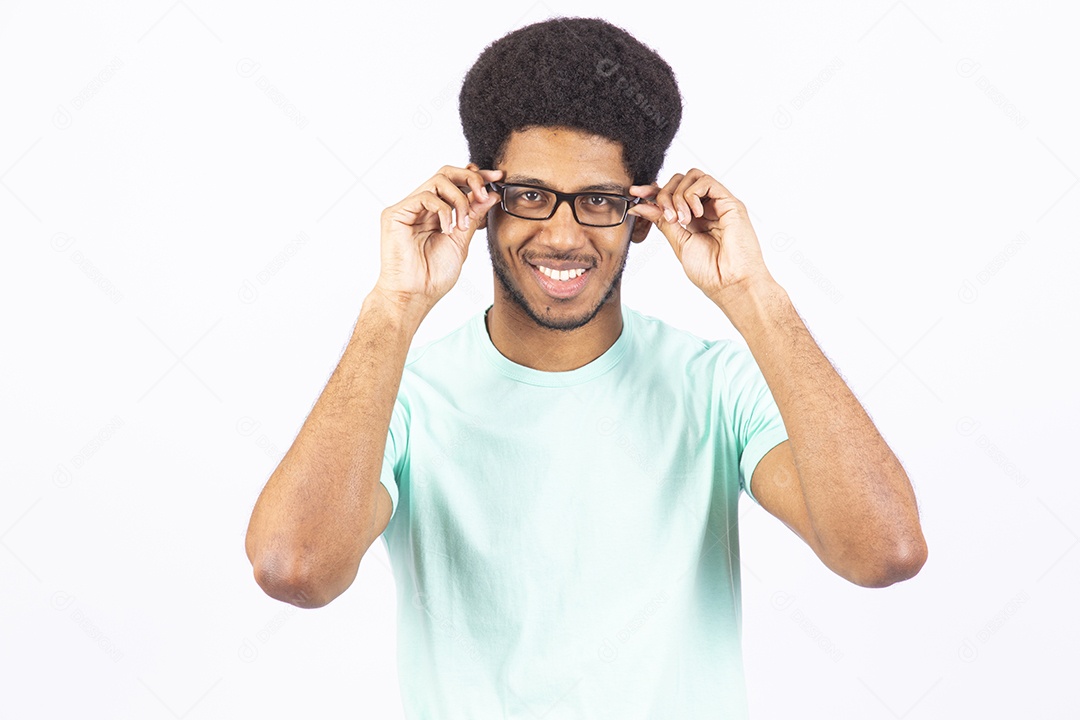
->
[500, 186, 627, 226]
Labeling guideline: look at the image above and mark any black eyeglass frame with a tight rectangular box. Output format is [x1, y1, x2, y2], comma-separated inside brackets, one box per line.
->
[485, 181, 643, 228]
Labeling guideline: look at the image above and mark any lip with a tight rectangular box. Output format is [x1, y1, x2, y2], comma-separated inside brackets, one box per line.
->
[528, 262, 591, 299]
[529, 259, 591, 272]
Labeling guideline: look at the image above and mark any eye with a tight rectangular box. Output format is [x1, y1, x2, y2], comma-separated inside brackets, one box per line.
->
[584, 195, 613, 207]
[521, 190, 544, 203]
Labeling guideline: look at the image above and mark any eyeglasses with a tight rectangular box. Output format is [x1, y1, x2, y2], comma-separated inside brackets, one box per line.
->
[485, 181, 642, 228]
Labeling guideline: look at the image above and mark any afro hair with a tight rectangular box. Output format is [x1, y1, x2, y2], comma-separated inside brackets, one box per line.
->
[459, 17, 682, 187]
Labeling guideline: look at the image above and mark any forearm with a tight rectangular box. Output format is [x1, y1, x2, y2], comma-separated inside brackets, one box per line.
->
[245, 289, 427, 606]
[718, 280, 926, 577]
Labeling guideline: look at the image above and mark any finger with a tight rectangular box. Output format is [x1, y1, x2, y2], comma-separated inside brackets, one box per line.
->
[386, 190, 445, 231]
[456, 175, 488, 202]
[671, 168, 706, 224]
[627, 195, 692, 252]
[629, 183, 660, 198]
[451, 167, 505, 196]
[441, 190, 502, 246]
[466, 190, 502, 226]
[428, 174, 476, 230]
[400, 190, 453, 236]
[423, 165, 499, 222]
[463, 168, 502, 202]
[655, 173, 684, 224]
[698, 175, 739, 204]
[683, 175, 720, 218]
[632, 200, 693, 260]
[457, 169, 505, 197]
[627, 200, 664, 223]
[459, 181, 501, 211]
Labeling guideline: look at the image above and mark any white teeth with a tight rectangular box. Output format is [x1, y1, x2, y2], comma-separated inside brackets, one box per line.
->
[537, 265, 586, 280]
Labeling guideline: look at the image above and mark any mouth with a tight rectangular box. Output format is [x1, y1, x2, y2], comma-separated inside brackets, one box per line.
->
[527, 261, 591, 300]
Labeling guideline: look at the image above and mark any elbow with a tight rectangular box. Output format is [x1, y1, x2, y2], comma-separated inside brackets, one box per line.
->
[850, 536, 929, 588]
[246, 525, 341, 608]
[250, 552, 338, 609]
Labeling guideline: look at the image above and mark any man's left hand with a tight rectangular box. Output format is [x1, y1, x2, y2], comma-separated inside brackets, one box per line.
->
[628, 169, 775, 308]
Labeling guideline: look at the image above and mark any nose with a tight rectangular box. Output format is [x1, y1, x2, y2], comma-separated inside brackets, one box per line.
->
[539, 197, 588, 251]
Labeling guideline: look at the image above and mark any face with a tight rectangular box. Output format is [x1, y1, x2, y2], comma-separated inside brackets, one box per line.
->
[475, 126, 650, 332]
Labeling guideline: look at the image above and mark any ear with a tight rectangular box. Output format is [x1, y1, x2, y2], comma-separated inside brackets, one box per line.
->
[629, 213, 651, 244]
[466, 162, 490, 229]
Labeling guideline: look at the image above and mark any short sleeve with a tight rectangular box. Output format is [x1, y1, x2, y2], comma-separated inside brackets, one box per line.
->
[377, 395, 409, 527]
[717, 343, 789, 505]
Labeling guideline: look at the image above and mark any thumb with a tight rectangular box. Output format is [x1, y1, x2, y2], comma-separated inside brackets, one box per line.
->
[629, 202, 689, 257]
[451, 190, 501, 247]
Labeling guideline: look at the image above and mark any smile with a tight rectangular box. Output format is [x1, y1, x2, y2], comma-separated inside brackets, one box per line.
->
[535, 264, 587, 280]
[528, 262, 591, 299]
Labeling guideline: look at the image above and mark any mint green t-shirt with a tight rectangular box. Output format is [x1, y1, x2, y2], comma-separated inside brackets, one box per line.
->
[376, 303, 788, 719]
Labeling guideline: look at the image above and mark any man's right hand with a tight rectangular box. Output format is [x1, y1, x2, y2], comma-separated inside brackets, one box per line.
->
[373, 164, 503, 314]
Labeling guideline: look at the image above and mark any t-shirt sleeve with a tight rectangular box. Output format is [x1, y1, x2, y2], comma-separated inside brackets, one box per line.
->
[718, 343, 789, 505]
[377, 395, 408, 527]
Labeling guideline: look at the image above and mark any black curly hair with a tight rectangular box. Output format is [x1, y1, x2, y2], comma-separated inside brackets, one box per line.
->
[459, 17, 682, 187]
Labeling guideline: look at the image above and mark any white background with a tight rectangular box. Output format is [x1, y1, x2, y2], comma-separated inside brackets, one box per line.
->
[2, 1, 1077, 717]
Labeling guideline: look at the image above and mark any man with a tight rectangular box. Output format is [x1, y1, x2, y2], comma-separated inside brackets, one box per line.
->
[245, 17, 927, 718]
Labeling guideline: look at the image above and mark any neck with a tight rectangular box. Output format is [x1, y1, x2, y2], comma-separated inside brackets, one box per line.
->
[484, 293, 624, 372]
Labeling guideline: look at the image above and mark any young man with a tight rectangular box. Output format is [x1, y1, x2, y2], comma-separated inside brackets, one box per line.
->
[245, 17, 927, 718]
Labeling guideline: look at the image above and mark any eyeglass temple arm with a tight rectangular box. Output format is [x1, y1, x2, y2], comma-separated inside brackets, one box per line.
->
[451, 182, 503, 195]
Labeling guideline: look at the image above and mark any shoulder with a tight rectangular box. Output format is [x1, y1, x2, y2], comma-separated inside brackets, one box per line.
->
[623, 305, 768, 404]
[624, 305, 745, 369]
[395, 310, 489, 403]
[402, 311, 478, 371]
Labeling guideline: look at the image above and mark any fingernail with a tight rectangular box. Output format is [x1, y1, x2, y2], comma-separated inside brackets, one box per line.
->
[664, 208, 675, 222]
[464, 214, 471, 229]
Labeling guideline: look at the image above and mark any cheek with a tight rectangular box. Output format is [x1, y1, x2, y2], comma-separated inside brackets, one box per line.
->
[488, 217, 530, 252]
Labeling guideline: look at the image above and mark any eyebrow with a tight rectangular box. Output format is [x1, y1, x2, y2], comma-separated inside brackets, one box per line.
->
[503, 175, 627, 193]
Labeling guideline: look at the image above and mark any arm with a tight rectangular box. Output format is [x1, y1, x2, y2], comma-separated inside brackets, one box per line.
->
[628, 169, 927, 588]
[244, 163, 503, 608]
[730, 282, 926, 587]
[244, 291, 425, 608]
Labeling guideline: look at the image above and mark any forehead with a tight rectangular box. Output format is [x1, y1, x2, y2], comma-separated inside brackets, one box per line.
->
[498, 126, 631, 192]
